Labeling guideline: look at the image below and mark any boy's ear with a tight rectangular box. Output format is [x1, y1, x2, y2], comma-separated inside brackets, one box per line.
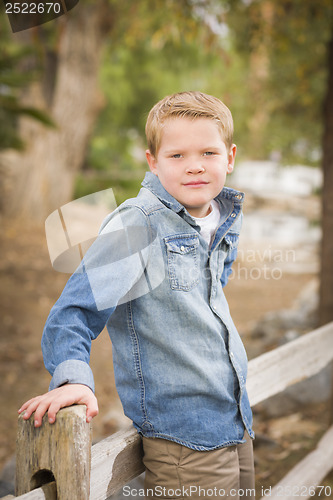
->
[227, 144, 237, 174]
[146, 150, 158, 175]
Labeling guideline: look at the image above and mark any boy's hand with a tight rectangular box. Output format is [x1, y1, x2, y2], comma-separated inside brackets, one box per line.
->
[18, 384, 98, 427]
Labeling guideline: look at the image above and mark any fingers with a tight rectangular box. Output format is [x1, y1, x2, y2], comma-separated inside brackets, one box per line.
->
[18, 395, 42, 414]
[18, 384, 99, 427]
[18, 392, 59, 427]
[18, 395, 45, 422]
[35, 397, 60, 427]
[86, 396, 99, 423]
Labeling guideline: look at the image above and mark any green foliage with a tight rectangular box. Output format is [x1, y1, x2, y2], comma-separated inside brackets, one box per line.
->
[86, 0, 333, 178]
[0, 15, 55, 151]
[225, 0, 333, 163]
[87, 16, 249, 177]
[2, 0, 331, 177]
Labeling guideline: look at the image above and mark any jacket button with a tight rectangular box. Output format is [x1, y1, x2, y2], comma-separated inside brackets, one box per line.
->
[180, 245, 185, 252]
[231, 213, 236, 218]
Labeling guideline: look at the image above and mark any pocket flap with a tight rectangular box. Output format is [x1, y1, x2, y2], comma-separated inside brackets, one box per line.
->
[164, 235, 199, 254]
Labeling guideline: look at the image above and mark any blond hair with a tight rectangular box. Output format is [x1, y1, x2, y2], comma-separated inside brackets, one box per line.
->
[145, 91, 234, 157]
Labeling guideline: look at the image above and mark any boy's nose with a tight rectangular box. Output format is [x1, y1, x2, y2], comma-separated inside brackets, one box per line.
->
[185, 161, 205, 174]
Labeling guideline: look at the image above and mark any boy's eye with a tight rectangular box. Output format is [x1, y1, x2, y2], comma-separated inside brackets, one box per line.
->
[203, 151, 216, 156]
[171, 153, 182, 159]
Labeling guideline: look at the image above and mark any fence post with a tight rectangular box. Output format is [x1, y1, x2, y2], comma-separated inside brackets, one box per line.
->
[16, 405, 92, 499]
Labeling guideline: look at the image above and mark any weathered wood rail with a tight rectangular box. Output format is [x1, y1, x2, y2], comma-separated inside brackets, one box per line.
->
[3, 322, 333, 500]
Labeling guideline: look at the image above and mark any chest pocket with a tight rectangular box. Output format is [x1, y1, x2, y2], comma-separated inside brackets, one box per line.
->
[164, 235, 199, 291]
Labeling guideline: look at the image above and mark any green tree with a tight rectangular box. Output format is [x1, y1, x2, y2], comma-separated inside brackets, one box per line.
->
[0, 15, 54, 151]
[0, 0, 211, 220]
[224, 0, 332, 163]
[86, 35, 247, 170]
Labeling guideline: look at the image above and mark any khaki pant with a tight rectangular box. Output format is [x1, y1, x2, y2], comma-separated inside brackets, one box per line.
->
[142, 433, 255, 500]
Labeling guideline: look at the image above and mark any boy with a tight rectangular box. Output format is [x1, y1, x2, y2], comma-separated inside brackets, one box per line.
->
[19, 92, 255, 499]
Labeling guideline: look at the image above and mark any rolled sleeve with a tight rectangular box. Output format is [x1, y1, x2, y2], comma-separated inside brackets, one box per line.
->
[49, 359, 95, 392]
[42, 204, 151, 393]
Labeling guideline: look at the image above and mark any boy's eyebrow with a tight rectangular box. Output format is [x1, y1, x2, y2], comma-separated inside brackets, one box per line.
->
[201, 146, 223, 151]
[162, 146, 223, 154]
[160, 149, 184, 155]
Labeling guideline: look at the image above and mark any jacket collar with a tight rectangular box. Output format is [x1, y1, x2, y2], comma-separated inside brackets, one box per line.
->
[141, 171, 185, 214]
[141, 171, 244, 220]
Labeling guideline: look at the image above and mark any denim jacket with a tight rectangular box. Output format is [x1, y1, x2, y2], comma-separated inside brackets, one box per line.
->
[42, 172, 254, 450]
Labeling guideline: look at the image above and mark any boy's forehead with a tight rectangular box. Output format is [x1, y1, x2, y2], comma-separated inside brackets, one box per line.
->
[158, 116, 225, 147]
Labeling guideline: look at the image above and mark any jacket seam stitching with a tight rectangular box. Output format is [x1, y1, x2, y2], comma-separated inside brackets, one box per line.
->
[127, 301, 151, 428]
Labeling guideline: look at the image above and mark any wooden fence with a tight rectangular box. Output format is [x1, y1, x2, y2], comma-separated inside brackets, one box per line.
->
[2, 322, 333, 500]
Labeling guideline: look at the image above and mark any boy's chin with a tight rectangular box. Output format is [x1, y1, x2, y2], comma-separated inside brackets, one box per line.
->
[186, 205, 212, 218]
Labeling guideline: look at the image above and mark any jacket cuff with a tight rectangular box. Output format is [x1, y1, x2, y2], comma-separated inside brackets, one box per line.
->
[49, 359, 95, 393]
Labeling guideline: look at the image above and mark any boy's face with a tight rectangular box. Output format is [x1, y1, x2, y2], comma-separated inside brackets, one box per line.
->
[146, 117, 236, 218]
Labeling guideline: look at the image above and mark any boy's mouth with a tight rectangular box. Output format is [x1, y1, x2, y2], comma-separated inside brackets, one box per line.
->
[183, 181, 209, 187]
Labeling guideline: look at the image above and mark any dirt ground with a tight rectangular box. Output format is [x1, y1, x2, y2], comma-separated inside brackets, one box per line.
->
[0, 216, 332, 495]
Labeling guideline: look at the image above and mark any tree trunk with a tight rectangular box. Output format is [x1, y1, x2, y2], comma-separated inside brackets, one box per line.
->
[246, 1, 273, 158]
[0, 3, 111, 223]
[319, 25, 333, 326]
[319, 21, 333, 426]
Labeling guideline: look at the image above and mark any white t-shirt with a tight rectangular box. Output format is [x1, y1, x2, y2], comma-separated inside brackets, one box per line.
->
[193, 200, 220, 247]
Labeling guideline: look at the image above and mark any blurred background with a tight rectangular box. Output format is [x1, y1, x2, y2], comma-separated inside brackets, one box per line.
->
[0, 0, 332, 496]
